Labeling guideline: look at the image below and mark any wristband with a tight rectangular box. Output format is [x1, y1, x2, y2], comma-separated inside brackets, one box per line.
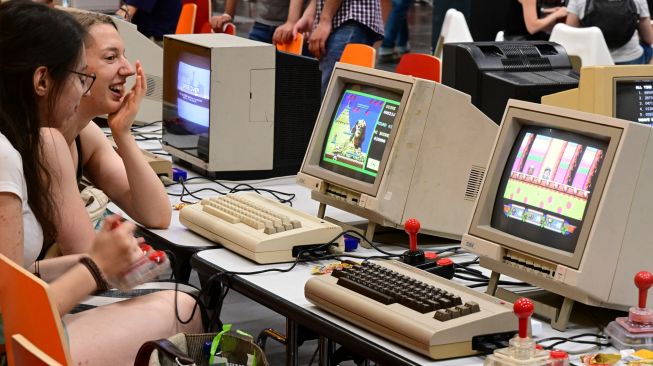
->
[79, 257, 110, 292]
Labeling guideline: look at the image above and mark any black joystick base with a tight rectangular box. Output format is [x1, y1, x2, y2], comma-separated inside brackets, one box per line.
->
[403, 249, 426, 265]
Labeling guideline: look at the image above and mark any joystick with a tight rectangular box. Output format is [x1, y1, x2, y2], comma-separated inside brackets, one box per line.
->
[485, 298, 567, 365]
[606, 271, 653, 350]
[402, 218, 425, 265]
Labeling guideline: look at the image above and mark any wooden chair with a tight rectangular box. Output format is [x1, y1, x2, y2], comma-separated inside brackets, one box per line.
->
[10, 335, 63, 366]
[0, 254, 70, 366]
[339, 43, 376, 68]
[175, 3, 197, 35]
[275, 33, 304, 55]
[395, 53, 442, 82]
[182, 0, 211, 34]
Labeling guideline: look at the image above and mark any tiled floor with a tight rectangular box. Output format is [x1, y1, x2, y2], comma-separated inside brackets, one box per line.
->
[202, 2, 436, 364]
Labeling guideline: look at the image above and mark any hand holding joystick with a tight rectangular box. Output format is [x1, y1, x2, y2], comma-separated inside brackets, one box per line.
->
[402, 218, 425, 265]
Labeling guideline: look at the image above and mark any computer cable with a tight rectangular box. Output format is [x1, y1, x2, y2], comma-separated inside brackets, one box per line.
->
[165, 176, 296, 205]
[535, 333, 609, 354]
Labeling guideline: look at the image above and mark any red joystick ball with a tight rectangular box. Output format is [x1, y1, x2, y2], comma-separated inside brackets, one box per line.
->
[514, 298, 535, 339]
[634, 271, 653, 309]
[404, 218, 421, 252]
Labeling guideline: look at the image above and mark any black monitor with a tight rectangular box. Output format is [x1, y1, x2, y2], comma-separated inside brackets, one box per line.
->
[442, 41, 579, 123]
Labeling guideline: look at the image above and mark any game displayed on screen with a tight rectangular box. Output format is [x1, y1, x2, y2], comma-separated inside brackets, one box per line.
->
[492, 127, 608, 253]
[177, 60, 211, 130]
[319, 86, 401, 184]
[615, 79, 653, 126]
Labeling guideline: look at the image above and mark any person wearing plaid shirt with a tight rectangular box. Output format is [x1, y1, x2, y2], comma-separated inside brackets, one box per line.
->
[294, 0, 384, 94]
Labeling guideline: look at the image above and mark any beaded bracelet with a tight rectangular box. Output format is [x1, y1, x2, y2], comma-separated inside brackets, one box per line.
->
[79, 257, 110, 292]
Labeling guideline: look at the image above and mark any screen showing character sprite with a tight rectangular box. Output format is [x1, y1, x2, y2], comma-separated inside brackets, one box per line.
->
[491, 126, 607, 253]
[319, 85, 401, 184]
[177, 60, 211, 129]
[615, 79, 653, 126]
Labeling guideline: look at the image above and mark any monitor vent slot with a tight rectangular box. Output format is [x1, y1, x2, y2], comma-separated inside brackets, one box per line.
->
[145, 74, 163, 101]
[465, 165, 485, 201]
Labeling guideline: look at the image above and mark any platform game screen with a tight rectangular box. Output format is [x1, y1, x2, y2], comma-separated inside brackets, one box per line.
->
[176, 60, 211, 129]
[491, 127, 608, 253]
[319, 85, 402, 184]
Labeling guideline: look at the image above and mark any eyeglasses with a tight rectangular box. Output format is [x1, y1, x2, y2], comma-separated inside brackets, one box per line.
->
[69, 70, 96, 95]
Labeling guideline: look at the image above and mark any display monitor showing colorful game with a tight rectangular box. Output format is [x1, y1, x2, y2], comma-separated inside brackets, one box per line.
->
[319, 85, 401, 184]
[615, 79, 653, 126]
[491, 127, 607, 253]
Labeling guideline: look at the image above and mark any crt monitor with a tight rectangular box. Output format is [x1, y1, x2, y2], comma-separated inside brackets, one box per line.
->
[442, 41, 579, 123]
[297, 63, 498, 239]
[161, 34, 321, 179]
[542, 65, 653, 126]
[463, 99, 653, 312]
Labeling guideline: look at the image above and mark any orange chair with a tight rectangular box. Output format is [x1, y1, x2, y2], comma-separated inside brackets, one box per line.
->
[339, 43, 376, 68]
[11, 335, 63, 366]
[175, 3, 197, 35]
[395, 53, 442, 82]
[0, 254, 71, 366]
[182, 0, 211, 34]
[276, 33, 304, 55]
[222, 22, 237, 35]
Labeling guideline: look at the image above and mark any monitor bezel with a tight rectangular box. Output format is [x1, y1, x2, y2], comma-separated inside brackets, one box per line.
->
[302, 66, 414, 197]
[612, 76, 653, 121]
[468, 103, 622, 269]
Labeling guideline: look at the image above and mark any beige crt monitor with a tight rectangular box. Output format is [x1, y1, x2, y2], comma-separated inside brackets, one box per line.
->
[297, 63, 497, 239]
[542, 65, 653, 125]
[462, 100, 653, 327]
[112, 17, 163, 124]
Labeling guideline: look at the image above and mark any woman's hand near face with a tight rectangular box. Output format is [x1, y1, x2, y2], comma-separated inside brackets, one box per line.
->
[107, 60, 146, 138]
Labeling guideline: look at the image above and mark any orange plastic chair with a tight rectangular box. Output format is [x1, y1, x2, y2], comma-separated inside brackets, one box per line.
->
[175, 3, 197, 35]
[182, 0, 211, 34]
[339, 43, 376, 68]
[395, 53, 442, 82]
[276, 33, 304, 55]
[11, 335, 63, 366]
[0, 254, 71, 366]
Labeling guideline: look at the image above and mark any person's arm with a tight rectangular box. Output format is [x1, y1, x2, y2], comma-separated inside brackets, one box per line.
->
[273, 0, 305, 44]
[40, 128, 96, 254]
[520, 0, 567, 34]
[294, 0, 316, 38]
[638, 16, 653, 45]
[0, 192, 25, 266]
[115, 4, 138, 21]
[565, 12, 581, 26]
[309, 0, 343, 58]
[83, 62, 171, 229]
[211, 0, 238, 31]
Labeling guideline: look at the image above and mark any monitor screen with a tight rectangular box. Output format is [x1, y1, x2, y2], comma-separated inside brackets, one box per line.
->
[491, 126, 608, 253]
[177, 60, 211, 128]
[318, 84, 402, 184]
[615, 79, 653, 126]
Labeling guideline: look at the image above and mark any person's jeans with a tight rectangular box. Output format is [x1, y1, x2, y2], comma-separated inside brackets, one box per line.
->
[319, 20, 380, 96]
[616, 43, 653, 65]
[381, 0, 413, 49]
[248, 22, 277, 44]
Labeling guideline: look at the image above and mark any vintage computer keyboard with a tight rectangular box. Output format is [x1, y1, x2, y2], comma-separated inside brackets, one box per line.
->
[305, 260, 518, 360]
[179, 193, 343, 263]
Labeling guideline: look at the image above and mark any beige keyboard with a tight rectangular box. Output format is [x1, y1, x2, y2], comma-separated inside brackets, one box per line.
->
[305, 260, 517, 360]
[180, 193, 343, 263]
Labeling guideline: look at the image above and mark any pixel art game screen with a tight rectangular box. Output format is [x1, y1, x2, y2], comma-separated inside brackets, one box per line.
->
[177, 60, 211, 130]
[615, 79, 653, 126]
[491, 126, 608, 253]
[319, 85, 401, 184]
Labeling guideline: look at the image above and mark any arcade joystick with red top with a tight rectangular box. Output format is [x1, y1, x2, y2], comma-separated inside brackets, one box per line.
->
[484, 298, 567, 365]
[402, 218, 426, 265]
[606, 271, 653, 350]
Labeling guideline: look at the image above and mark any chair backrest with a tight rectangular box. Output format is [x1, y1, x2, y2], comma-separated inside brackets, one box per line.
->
[276, 33, 304, 55]
[495, 30, 505, 42]
[175, 3, 197, 34]
[0, 254, 70, 366]
[182, 0, 211, 34]
[549, 23, 614, 69]
[339, 43, 376, 68]
[395, 53, 442, 82]
[10, 335, 63, 366]
[222, 22, 237, 35]
[434, 9, 473, 59]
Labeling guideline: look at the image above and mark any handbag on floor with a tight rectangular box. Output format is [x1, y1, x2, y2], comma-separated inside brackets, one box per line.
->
[134, 325, 269, 366]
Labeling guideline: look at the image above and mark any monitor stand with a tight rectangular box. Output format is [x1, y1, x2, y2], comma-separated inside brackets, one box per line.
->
[482, 260, 575, 331]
